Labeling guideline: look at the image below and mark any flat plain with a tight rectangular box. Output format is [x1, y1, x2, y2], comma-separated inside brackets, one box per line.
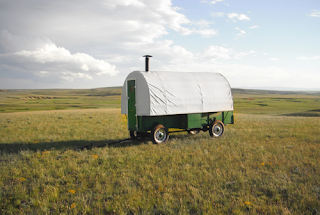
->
[0, 88, 319, 214]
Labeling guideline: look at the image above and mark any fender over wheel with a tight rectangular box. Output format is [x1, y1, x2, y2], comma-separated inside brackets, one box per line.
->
[209, 120, 225, 138]
[151, 124, 169, 144]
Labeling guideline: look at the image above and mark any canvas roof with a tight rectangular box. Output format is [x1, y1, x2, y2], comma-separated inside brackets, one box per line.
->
[121, 71, 233, 116]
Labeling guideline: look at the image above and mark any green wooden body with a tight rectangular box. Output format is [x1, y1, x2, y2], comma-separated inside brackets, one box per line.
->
[135, 111, 234, 132]
[127, 80, 137, 131]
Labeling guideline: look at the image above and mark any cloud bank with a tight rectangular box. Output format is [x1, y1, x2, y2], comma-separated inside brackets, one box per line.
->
[0, 0, 223, 88]
[0, 0, 318, 90]
[0, 30, 118, 83]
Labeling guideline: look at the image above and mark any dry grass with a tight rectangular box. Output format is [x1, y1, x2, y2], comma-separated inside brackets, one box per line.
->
[1, 109, 320, 214]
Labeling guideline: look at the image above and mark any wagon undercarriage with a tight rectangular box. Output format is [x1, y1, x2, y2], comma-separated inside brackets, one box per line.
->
[129, 111, 234, 144]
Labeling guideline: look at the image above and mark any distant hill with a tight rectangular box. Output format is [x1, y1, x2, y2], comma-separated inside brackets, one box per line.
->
[1, 86, 319, 114]
[2, 87, 318, 96]
[0, 87, 122, 97]
[232, 88, 320, 95]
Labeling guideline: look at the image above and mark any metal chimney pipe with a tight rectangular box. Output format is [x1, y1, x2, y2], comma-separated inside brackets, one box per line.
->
[143, 55, 152, 72]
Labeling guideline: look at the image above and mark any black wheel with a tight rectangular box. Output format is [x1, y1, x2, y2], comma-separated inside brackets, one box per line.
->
[209, 120, 225, 138]
[187, 129, 201, 135]
[151, 124, 169, 144]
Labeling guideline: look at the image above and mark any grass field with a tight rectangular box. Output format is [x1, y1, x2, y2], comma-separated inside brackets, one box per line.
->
[0, 88, 320, 214]
[0, 88, 121, 113]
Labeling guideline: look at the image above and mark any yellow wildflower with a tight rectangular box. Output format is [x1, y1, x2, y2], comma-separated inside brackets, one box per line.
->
[244, 201, 253, 206]
[92, 155, 98, 159]
[68, 190, 76, 194]
[71, 203, 76, 208]
[261, 163, 265, 166]
[19, 178, 26, 182]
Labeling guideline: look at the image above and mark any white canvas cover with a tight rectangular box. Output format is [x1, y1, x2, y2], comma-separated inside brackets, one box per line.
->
[121, 71, 233, 116]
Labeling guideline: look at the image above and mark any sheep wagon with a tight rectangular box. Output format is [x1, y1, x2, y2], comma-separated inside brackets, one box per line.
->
[121, 56, 234, 144]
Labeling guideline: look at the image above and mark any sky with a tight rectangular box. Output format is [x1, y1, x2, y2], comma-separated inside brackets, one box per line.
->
[0, 0, 319, 90]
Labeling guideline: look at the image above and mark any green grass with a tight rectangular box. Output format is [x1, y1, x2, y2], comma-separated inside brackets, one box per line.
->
[0, 88, 320, 214]
[1, 87, 319, 116]
[232, 89, 320, 116]
[0, 87, 122, 113]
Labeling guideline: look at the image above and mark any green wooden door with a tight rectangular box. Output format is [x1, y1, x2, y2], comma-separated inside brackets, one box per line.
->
[127, 80, 137, 131]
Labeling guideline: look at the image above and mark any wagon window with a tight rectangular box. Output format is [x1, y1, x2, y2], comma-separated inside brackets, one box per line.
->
[130, 86, 134, 92]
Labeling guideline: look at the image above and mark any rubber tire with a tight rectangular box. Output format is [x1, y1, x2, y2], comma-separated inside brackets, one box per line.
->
[187, 129, 201, 135]
[151, 124, 169, 144]
[209, 120, 225, 138]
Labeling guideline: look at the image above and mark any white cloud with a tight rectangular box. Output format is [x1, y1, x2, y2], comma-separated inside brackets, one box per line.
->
[0, 0, 218, 49]
[103, 0, 145, 9]
[238, 14, 250, 20]
[0, 0, 196, 48]
[154, 59, 298, 90]
[2, 1, 316, 90]
[122, 42, 256, 71]
[235, 50, 256, 59]
[189, 20, 218, 37]
[227, 13, 250, 22]
[0, 30, 52, 53]
[173, 6, 183, 11]
[0, 31, 119, 82]
[195, 29, 218, 37]
[201, 0, 225, 4]
[0, 0, 223, 88]
[14, 44, 118, 76]
[269, 58, 279, 61]
[191, 19, 213, 28]
[227, 13, 238, 19]
[249, 25, 259, 29]
[216, 65, 289, 88]
[196, 45, 255, 61]
[297, 56, 320, 60]
[200, 46, 232, 60]
[235, 27, 246, 37]
[211, 12, 225, 17]
[309, 10, 320, 17]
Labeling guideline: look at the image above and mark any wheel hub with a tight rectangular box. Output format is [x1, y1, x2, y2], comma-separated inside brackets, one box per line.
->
[213, 124, 222, 136]
[155, 129, 166, 142]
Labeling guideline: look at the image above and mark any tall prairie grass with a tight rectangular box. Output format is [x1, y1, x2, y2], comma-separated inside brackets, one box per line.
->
[0, 109, 127, 150]
[0, 109, 320, 214]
